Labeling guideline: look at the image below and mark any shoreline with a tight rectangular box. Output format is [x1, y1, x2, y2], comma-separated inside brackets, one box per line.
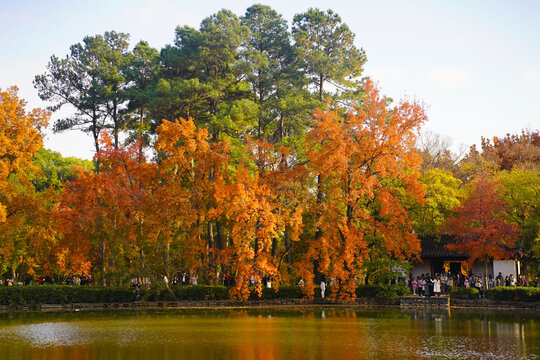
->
[1, 297, 539, 313]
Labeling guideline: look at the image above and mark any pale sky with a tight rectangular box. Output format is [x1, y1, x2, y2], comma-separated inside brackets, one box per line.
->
[1, 0, 539, 159]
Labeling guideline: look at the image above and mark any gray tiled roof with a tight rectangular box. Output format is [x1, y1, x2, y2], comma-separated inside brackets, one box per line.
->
[420, 235, 468, 259]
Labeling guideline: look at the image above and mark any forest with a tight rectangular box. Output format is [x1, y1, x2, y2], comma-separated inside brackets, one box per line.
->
[1, 5, 539, 301]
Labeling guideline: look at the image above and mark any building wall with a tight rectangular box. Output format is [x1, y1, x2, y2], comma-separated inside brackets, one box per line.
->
[412, 260, 431, 278]
[472, 261, 493, 277]
[493, 260, 517, 278]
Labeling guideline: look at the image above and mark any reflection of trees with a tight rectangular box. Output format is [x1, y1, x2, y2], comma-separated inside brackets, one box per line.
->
[0, 309, 537, 359]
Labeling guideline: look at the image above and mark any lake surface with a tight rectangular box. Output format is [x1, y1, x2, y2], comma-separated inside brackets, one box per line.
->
[0, 308, 538, 359]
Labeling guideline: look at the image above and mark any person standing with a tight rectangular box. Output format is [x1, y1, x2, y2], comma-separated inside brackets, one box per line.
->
[320, 281, 326, 299]
[496, 272, 503, 287]
[433, 276, 441, 297]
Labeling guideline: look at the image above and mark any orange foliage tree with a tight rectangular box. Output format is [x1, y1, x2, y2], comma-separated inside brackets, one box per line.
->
[154, 119, 221, 281]
[0, 185, 57, 281]
[298, 80, 426, 300]
[0, 87, 52, 281]
[0, 86, 49, 222]
[55, 133, 158, 284]
[444, 173, 519, 289]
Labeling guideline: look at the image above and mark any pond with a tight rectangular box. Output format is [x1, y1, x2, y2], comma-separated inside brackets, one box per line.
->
[0, 308, 538, 359]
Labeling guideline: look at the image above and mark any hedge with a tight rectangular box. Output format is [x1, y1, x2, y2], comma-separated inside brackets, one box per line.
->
[0, 283, 412, 306]
[0, 285, 134, 306]
[449, 287, 480, 299]
[486, 286, 540, 302]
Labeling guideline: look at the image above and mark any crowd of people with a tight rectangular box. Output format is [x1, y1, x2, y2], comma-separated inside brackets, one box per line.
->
[407, 272, 530, 297]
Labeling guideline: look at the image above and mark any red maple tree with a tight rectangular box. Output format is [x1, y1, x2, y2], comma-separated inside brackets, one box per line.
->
[445, 173, 519, 288]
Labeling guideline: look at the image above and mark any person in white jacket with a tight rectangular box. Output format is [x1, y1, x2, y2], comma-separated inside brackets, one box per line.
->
[433, 277, 441, 297]
[320, 281, 326, 299]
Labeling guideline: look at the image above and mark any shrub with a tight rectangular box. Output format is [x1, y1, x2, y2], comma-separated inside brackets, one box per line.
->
[356, 284, 410, 299]
[0, 285, 135, 306]
[449, 287, 480, 299]
[147, 285, 230, 301]
[486, 286, 540, 302]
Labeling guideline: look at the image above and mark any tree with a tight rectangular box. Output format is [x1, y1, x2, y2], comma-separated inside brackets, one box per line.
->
[34, 31, 131, 166]
[298, 80, 426, 300]
[496, 167, 540, 275]
[412, 168, 462, 236]
[56, 134, 157, 285]
[416, 131, 465, 175]
[30, 149, 93, 192]
[155, 118, 229, 283]
[0, 86, 49, 222]
[444, 174, 519, 290]
[122, 41, 160, 156]
[153, 10, 257, 143]
[292, 8, 366, 102]
[0, 181, 57, 281]
[480, 130, 540, 170]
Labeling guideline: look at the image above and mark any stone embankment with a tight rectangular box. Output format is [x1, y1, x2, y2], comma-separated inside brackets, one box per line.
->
[1, 297, 538, 312]
[400, 296, 450, 308]
[399, 295, 540, 310]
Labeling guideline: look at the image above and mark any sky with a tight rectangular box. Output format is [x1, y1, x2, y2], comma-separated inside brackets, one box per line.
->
[1, 0, 539, 160]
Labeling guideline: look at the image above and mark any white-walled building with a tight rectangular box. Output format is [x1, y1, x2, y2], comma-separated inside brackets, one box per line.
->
[411, 236, 519, 279]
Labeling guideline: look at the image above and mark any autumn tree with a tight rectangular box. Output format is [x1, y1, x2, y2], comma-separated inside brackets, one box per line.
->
[298, 80, 426, 301]
[155, 119, 229, 283]
[480, 130, 540, 170]
[444, 173, 519, 290]
[0, 86, 49, 222]
[0, 182, 57, 282]
[56, 134, 158, 285]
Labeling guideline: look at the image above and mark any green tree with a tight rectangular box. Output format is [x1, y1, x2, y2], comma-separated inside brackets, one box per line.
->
[30, 149, 93, 192]
[123, 40, 160, 155]
[153, 10, 257, 143]
[34, 31, 131, 164]
[292, 8, 366, 102]
[413, 168, 462, 236]
[496, 167, 540, 275]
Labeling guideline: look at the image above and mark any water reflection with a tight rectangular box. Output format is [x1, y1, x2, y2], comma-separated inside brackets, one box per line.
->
[0, 308, 538, 360]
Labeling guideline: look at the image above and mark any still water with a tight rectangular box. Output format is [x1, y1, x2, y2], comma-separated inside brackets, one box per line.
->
[0, 308, 538, 359]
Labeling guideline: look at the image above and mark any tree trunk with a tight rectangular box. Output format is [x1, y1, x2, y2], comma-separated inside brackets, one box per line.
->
[319, 73, 324, 102]
[92, 109, 101, 174]
[100, 240, 106, 286]
[215, 221, 223, 250]
[285, 230, 292, 265]
[113, 98, 119, 149]
[165, 242, 170, 280]
[484, 258, 488, 294]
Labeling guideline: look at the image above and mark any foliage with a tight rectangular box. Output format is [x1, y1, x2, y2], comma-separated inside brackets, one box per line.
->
[444, 174, 519, 273]
[30, 149, 93, 192]
[479, 130, 540, 171]
[0, 87, 49, 222]
[55, 134, 158, 285]
[297, 79, 426, 301]
[355, 284, 410, 298]
[496, 168, 540, 264]
[412, 168, 462, 235]
[0, 285, 135, 305]
[292, 8, 366, 101]
[449, 287, 480, 299]
[485, 286, 540, 302]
